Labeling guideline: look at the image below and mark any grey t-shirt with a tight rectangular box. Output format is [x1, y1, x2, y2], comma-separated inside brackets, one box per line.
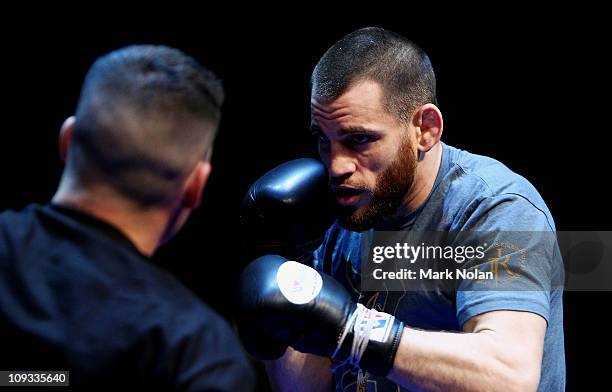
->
[313, 143, 565, 391]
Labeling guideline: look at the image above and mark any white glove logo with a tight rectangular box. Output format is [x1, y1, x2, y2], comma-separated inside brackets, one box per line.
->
[276, 261, 323, 305]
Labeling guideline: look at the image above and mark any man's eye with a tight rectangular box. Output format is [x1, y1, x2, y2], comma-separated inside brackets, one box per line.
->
[313, 132, 329, 144]
[350, 134, 373, 144]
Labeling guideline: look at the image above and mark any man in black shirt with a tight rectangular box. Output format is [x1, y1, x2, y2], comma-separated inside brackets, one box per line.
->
[0, 45, 254, 391]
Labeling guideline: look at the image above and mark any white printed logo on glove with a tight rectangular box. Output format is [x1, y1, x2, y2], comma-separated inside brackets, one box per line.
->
[276, 261, 323, 305]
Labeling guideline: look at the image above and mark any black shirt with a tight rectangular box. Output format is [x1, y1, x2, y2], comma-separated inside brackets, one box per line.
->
[0, 203, 254, 391]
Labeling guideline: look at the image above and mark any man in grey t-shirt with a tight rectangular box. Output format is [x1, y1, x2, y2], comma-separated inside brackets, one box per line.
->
[262, 27, 565, 391]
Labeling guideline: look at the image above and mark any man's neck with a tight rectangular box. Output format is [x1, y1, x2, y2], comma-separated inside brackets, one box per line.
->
[397, 142, 443, 217]
[52, 178, 171, 257]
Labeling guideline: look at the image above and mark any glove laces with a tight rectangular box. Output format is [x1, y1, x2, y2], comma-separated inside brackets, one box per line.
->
[331, 303, 379, 369]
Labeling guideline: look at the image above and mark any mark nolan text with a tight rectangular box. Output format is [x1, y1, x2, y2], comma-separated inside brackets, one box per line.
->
[372, 268, 494, 280]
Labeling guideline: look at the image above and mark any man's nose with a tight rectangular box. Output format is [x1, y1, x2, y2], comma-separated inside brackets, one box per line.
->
[327, 145, 357, 180]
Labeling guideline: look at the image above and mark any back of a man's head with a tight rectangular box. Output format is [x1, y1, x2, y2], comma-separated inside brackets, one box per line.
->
[312, 27, 437, 123]
[67, 45, 224, 207]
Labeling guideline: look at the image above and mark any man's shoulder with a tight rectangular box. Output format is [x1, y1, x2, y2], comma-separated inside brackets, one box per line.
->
[444, 145, 542, 201]
[0, 203, 41, 227]
[0, 203, 226, 333]
[142, 263, 220, 320]
[0, 204, 46, 255]
[439, 145, 554, 230]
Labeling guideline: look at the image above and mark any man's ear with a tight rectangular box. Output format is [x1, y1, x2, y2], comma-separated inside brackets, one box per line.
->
[59, 116, 76, 163]
[412, 104, 443, 153]
[182, 160, 212, 209]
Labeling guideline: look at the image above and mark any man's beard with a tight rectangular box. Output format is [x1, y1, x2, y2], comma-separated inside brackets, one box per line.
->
[337, 136, 417, 232]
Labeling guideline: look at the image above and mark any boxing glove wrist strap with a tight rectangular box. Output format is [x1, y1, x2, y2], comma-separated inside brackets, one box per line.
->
[332, 303, 404, 376]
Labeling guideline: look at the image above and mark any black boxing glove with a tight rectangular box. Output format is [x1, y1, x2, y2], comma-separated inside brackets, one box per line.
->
[240, 159, 336, 266]
[237, 254, 404, 376]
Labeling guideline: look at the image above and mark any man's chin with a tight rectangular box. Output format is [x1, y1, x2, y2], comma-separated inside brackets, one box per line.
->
[337, 206, 377, 232]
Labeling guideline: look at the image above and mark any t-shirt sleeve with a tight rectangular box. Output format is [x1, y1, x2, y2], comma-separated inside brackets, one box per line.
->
[454, 194, 562, 328]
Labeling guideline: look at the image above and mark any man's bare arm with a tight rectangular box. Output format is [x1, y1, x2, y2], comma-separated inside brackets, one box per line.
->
[264, 347, 333, 392]
[388, 310, 546, 392]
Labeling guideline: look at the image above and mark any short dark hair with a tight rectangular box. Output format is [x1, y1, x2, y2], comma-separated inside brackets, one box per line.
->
[312, 27, 437, 122]
[68, 45, 224, 206]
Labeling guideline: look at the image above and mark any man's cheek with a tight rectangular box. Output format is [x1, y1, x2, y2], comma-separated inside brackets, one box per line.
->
[360, 170, 380, 193]
[318, 149, 331, 169]
[358, 155, 388, 183]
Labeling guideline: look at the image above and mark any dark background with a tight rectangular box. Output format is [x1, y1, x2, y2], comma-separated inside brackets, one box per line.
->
[1, 10, 609, 391]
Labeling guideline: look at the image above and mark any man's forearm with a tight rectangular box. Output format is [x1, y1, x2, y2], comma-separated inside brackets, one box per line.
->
[388, 327, 540, 392]
[264, 347, 333, 392]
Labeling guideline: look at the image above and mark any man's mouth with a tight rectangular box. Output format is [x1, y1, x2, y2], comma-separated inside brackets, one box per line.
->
[332, 186, 365, 207]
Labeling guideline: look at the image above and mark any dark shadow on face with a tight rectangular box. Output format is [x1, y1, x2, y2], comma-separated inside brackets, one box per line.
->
[337, 134, 416, 232]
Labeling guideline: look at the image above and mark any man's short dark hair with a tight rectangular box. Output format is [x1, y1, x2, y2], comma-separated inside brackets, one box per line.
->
[312, 27, 437, 122]
[68, 45, 224, 206]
